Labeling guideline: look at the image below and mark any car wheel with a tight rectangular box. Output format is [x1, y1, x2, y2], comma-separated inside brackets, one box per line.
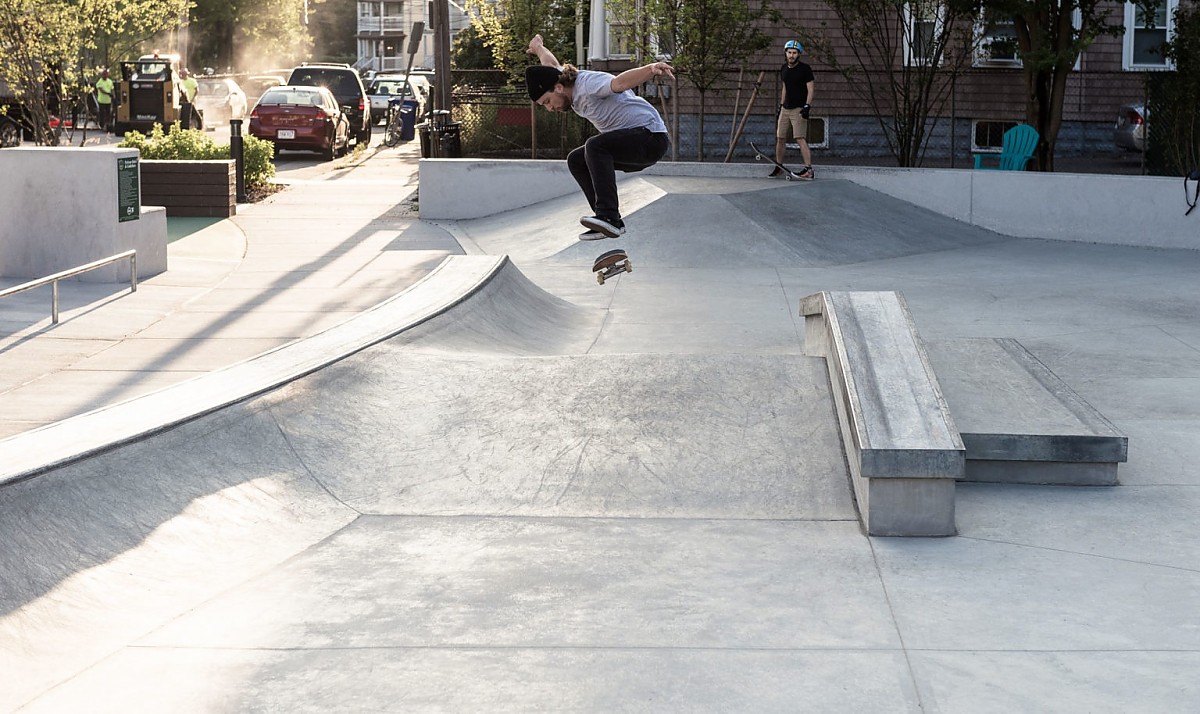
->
[0, 118, 19, 148]
[357, 123, 371, 147]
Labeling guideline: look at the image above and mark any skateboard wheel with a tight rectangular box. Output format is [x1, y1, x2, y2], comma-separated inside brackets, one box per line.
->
[596, 273, 605, 285]
[784, 174, 793, 181]
[625, 261, 633, 273]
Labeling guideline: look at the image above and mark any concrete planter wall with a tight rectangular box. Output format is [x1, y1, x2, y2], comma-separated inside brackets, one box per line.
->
[140, 160, 236, 218]
[0, 147, 167, 281]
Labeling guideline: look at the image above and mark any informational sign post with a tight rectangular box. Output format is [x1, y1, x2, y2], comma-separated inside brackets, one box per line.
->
[117, 156, 140, 222]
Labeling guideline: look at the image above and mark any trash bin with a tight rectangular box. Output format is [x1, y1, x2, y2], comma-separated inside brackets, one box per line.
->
[398, 98, 417, 141]
[418, 121, 432, 157]
[439, 121, 462, 158]
[417, 119, 462, 158]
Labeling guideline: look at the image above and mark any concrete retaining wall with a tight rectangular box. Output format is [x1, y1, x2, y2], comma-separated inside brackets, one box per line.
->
[418, 158, 1197, 251]
[0, 147, 167, 281]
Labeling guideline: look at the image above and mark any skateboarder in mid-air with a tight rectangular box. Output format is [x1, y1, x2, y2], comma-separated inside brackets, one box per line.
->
[526, 34, 674, 240]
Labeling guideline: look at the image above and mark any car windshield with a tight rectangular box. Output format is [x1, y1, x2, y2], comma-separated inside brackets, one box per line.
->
[290, 69, 360, 97]
[260, 89, 323, 106]
[370, 80, 412, 97]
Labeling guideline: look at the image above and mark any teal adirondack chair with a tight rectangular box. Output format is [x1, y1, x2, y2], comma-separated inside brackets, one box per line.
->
[973, 123, 1039, 171]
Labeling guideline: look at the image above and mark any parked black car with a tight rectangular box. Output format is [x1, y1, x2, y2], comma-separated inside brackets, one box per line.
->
[285, 63, 371, 147]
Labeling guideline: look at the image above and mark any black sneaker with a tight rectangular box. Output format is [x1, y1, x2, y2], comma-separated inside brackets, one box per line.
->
[796, 166, 815, 180]
[580, 215, 626, 238]
[768, 166, 783, 178]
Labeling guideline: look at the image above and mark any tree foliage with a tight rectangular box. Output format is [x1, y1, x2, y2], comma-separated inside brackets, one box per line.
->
[801, 0, 979, 167]
[188, 0, 313, 72]
[0, 0, 185, 145]
[1146, 2, 1200, 175]
[985, 0, 1124, 170]
[609, 0, 776, 160]
[466, 0, 580, 77]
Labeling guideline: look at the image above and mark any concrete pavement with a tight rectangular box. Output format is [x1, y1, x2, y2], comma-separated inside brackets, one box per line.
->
[0, 139, 450, 438]
[3, 151, 1200, 711]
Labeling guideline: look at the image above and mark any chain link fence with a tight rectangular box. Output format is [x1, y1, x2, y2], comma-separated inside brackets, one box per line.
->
[450, 70, 595, 159]
[1146, 72, 1200, 177]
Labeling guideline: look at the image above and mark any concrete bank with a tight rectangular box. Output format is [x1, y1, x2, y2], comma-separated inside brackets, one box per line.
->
[418, 158, 1198, 251]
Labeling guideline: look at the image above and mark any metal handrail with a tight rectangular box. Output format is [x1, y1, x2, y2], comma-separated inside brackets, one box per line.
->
[0, 250, 137, 324]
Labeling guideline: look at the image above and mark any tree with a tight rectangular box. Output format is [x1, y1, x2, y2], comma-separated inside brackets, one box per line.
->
[1145, 2, 1200, 174]
[801, 0, 979, 167]
[188, 0, 312, 72]
[453, 22, 495, 69]
[984, 0, 1124, 171]
[467, 0, 580, 77]
[610, 0, 776, 160]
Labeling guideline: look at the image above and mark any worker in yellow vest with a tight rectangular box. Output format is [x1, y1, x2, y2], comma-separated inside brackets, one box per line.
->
[95, 68, 114, 132]
[179, 68, 199, 129]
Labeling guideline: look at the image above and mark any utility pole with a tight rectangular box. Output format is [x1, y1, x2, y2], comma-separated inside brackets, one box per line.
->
[428, 0, 452, 114]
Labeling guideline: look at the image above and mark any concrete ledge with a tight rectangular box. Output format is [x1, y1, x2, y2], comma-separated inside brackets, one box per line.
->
[0, 254, 510, 486]
[417, 158, 1198, 251]
[925, 338, 1127, 486]
[801, 290, 964, 536]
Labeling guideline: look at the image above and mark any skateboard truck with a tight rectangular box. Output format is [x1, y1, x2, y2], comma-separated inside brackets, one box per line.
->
[593, 249, 632, 285]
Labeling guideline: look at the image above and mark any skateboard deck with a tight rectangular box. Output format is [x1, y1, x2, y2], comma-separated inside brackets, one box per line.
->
[593, 249, 632, 285]
[750, 141, 811, 181]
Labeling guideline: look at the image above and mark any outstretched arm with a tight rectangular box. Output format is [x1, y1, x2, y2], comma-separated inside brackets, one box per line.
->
[610, 61, 675, 94]
[527, 34, 560, 68]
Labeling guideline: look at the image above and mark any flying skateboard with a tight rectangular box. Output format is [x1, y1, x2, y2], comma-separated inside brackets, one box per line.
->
[750, 141, 812, 181]
[593, 249, 632, 285]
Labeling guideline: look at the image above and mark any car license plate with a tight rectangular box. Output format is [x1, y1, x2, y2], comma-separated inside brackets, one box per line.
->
[277, 129, 295, 139]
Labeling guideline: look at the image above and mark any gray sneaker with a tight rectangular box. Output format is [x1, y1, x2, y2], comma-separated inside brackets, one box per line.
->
[580, 215, 626, 238]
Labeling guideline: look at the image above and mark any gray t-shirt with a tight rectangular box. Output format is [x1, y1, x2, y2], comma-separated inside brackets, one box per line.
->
[570, 69, 668, 135]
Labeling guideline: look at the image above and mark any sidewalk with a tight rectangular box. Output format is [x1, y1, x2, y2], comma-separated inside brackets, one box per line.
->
[0, 140, 455, 439]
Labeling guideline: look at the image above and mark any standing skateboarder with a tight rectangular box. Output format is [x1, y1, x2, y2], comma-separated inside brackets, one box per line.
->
[773, 40, 815, 180]
[526, 34, 673, 239]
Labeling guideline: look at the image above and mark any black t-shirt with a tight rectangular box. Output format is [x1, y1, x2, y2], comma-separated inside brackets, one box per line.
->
[780, 62, 814, 109]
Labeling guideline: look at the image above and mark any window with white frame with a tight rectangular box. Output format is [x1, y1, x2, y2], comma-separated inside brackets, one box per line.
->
[976, 10, 1020, 66]
[972, 119, 1018, 152]
[383, 1, 403, 17]
[359, 2, 379, 19]
[786, 116, 828, 149]
[904, 1, 946, 66]
[608, 23, 634, 58]
[1124, 0, 1176, 69]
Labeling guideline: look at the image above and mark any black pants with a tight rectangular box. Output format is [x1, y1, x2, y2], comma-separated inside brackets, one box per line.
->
[567, 128, 669, 220]
[97, 103, 112, 131]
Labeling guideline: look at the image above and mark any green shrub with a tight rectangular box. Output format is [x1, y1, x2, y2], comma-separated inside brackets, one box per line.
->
[119, 122, 276, 189]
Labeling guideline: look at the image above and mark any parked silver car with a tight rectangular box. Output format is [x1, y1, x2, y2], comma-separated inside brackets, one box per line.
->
[1113, 103, 1146, 152]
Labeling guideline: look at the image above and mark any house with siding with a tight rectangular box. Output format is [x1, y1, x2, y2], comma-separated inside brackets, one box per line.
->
[584, 0, 1175, 166]
[356, 0, 473, 72]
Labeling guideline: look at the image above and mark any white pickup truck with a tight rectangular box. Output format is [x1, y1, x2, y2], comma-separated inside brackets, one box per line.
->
[366, 74, 430, 124]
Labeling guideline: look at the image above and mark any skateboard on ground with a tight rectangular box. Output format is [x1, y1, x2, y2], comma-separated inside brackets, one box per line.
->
[750, 141, 811, 181]
[593, 249, 632, 285]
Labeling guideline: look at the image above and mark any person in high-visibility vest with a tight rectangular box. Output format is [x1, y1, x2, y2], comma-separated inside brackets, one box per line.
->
[95, 68, 114, 132]
[179, 68, 199, 129]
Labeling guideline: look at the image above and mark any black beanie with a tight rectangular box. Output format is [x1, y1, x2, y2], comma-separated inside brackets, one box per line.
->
[525, 65, 561, 101]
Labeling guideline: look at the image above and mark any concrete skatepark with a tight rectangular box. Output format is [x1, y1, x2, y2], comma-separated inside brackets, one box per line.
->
[2, 148, 1200, 710]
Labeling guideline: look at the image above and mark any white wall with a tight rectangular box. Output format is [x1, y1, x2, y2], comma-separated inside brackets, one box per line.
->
[0, 147, 168, 281]
[418, 158, 1200, 251]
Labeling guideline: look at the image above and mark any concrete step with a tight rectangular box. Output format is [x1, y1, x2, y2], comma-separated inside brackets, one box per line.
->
[924, 338, 1127, 486]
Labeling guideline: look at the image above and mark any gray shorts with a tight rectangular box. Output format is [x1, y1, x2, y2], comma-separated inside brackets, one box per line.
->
[776, 107, 809, 141]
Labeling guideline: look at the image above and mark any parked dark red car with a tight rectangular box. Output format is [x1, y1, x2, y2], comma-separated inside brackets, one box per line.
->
[249, 85, 350, 160]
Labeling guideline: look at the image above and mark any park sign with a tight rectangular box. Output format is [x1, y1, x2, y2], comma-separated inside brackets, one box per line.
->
[117, 155, 139, 222]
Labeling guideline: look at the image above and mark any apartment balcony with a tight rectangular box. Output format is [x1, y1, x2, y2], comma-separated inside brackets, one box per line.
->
[356, 16, 409, 36]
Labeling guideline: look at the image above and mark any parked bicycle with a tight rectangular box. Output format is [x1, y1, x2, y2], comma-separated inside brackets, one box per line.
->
[383, 97, 407, 147]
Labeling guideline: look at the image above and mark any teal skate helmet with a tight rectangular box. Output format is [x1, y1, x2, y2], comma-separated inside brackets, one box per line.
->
[784, 40, 803, 53]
